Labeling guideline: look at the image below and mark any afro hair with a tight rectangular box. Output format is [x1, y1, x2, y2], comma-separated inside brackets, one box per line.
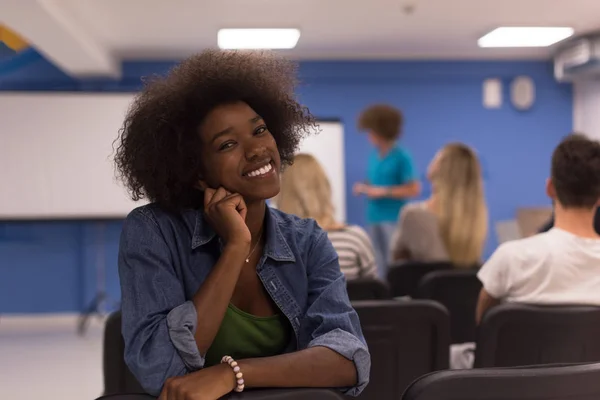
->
[114, 50, 315, 210]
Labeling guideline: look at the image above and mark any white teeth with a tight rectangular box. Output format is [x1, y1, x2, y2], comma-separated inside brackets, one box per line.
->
[247, 163, 272, 177]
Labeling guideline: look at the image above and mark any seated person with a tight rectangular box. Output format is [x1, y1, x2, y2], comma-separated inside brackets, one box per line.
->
[115, 50, 370, 399]
[390, 143, 488, 267]
[452, 134, 600, 369]
[277, 153, 377, 280]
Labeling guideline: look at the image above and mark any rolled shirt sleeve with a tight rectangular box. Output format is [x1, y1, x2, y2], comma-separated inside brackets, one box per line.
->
[303, 226, 371, 396]
[118, 209, 204, 396]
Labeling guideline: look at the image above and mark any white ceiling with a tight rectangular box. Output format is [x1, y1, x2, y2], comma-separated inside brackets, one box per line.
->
[2, 0, 600, 77]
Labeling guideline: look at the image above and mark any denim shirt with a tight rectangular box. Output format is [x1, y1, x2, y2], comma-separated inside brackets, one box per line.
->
[118, 204, 371, 396]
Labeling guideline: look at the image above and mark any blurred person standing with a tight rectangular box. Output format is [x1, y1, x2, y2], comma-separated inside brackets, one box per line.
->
[354, 105, 420, 278]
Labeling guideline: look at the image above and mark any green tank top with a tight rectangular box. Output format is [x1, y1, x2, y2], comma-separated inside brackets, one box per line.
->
[204, 303, 291, 367]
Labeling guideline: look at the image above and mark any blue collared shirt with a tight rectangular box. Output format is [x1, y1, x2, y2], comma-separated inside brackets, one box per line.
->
[118, 204, 371, 396]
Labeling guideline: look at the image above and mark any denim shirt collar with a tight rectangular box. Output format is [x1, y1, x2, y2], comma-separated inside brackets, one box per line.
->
[190, 206, 295, 262]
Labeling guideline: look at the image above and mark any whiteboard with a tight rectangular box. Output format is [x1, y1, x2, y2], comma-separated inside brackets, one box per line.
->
[0, 93, 346, 221]
[0, 93, 140, 219]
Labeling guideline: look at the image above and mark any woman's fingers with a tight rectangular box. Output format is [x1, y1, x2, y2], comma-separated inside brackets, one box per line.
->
[203, 188, 216, 209]
[234, 195, 248, 221]
[216, 193, 241, 208]
[158, 377, 174, 400]
[216, 193, 248, 220]
[205, 187, 228, 210]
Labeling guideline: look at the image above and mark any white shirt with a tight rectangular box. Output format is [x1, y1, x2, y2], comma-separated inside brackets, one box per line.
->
[478, 228, 600, 306]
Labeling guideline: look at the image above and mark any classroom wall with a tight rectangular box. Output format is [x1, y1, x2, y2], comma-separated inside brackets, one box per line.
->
[0, 50, 572, 313]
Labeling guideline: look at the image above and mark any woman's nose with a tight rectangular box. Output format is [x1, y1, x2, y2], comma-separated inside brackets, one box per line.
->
[245, 142, 268, 161]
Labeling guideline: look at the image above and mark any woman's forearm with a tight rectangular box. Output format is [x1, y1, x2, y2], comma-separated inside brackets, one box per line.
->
[238, 346, 357, 389]
[192, 243, 249, 355]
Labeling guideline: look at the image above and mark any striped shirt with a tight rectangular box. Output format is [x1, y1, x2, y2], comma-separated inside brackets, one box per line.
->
[326, 225, 377, 280]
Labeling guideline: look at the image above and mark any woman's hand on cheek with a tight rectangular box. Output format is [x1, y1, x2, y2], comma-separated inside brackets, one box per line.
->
[203, 186, 251, 247]
[159, 364, 235, 400]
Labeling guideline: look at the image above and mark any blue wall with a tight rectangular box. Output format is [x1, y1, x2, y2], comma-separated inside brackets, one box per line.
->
[0, 51, 572, 313]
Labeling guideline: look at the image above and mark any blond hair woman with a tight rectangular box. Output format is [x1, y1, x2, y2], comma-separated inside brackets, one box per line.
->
[391, 143, 488, 267]
[278, 154, 378, 280]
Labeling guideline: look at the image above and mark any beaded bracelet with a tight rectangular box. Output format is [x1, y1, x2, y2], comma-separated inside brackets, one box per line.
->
[221, 355, 245, 392]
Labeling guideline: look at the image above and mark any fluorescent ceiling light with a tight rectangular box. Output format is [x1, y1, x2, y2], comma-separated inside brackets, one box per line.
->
[478, 27, 574, 48]
[218, 29, 300, 50]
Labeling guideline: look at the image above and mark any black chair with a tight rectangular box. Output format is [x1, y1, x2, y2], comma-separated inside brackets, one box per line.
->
[228, 389, 345, 399]
[475, 304, 600, 368]
[96, 395, 155, 400]
[387, 262, 452, 298]
[402, 362, 600, 400]
[103, 311, 146, 396]
[346, 278, 391, 301]
[352, 300, 450, 400]
[416, 269, 481, 344]
[96, 389, 344, 400]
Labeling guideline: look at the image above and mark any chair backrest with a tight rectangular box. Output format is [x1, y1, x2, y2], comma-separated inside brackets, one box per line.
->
[352, 300, 450, 400]
[475, 304, 600, 368]
[96, 395, 155, 400]
[346, 278, 391, 301]
[228, 389, 345, 399]
[103, 311, 146, 395]
[387, 262, 452, 298]
[402, 362, 600, 400]
[96, 389, 345, 400]
[416, 269, 481, 343]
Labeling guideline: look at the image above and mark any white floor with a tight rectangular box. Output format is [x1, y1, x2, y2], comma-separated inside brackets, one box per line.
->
[0, 314, 106, 400]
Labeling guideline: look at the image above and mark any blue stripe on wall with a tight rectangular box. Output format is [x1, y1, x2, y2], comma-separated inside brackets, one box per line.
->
[0, 52, 571, 313]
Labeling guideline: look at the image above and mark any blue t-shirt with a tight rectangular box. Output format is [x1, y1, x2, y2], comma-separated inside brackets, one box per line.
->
[366, 146, 417, 224]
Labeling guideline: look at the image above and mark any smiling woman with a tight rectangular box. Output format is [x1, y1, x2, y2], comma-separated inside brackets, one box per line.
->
[113, 50, 370, 400]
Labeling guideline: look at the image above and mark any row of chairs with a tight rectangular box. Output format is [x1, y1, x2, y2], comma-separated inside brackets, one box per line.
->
[102, 301, 600, 400]
[347, 261, 481, 343]
[97, 362, 600, 400]
[360, 301, 600, 400]
[403, 362, 600, 400]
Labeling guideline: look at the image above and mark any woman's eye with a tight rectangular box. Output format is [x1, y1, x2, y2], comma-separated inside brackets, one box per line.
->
[219, 141, 235, 151]
[255, 126, 267, 135]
